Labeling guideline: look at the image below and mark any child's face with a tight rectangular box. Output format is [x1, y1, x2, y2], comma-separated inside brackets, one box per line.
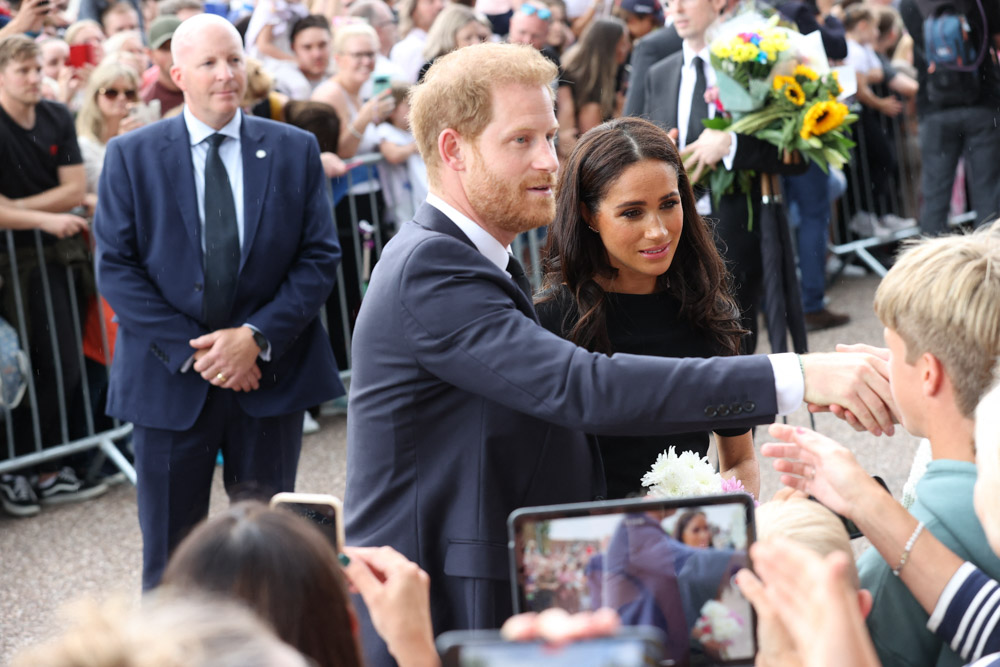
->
[884, 327, 922, 437]
[390, 98, 411, 129]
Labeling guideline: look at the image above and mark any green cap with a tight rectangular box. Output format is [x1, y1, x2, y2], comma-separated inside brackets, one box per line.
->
[148, 15, 182, 50]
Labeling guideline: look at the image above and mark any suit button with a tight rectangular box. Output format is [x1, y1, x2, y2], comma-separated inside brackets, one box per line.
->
[194, 282, 203, 291]
[704, 405, 717, 418]
[731, 403, 743, 415]
[718, 404, 730, 416]
[743, 400, 756, 413]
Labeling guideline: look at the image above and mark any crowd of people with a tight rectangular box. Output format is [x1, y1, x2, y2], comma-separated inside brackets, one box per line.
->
[1, 0, 999, 663]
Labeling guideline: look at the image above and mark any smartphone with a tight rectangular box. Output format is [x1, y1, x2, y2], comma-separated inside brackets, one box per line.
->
[810, 475, 889, 540]
[66, 43, 95, 68]
[372, 74, 391, 98]
[437, 627, 668, 667]
[270, 492, 344, 552]
[128, 101, 161, 125]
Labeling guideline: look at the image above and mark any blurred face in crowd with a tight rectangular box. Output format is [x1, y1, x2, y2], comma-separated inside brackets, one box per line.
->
[69, 22, 107, 63]
[850, 18, 877, 45]
[43, 0, 72, 32]
[97, 75, 137, 122]
[0, 55, 43, 110]
[508, 5, 550, 51]
[116, 32, 148, 74]
[624, 11, 655, 40]
[40, 39, 69, 80]
[171, 20, 247, 129]
[335, 34, 378, 87]
[667, 0, 724, 46]
[455, 19, 491, 48]
[589, 159, 682, 294]
[371, 2, 398, 54]
[460, 83, 558, 242]
[104, 7, 140, 36]
[149, 39, 178, 88]
[412, 0, 445, 32]
[292, 26, 331, 80]
[680, 513, 712, 548]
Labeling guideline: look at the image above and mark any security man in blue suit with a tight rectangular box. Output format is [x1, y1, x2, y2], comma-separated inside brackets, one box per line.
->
[94, 13, 343, 590]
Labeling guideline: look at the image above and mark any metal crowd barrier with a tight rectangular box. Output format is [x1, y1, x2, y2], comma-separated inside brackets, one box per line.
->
[0, 229, 135, 483]
[828, 104, 976, 278]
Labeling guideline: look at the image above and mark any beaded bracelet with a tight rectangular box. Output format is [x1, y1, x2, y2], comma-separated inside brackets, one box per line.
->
[892, 521, 925, 577]
[348, 124, 364, 140]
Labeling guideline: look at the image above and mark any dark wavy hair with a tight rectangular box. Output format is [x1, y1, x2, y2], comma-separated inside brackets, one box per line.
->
[538, 116, 744, 355]
[674, 509, 709, 544]
[161, 501, 362, 667]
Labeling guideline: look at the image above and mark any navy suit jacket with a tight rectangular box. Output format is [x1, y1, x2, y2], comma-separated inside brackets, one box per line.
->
[94, 113, 344, 430]
[345, 203, 778, 665]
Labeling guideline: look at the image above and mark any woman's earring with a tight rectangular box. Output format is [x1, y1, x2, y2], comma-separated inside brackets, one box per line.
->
[587, 226, 599, 233]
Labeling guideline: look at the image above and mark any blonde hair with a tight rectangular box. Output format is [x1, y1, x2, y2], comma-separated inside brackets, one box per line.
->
[12, 594, 306, 667]
[75, 61, 140, 143]
[243, 56, 274, 105]
[755, 497, 860, 588]
[409, 42, 557, 187]
[64, 19, 106, 45]
[0, 34, 40, 70]
[874, 221, 1000, 417]
[422, 4, 488, 61]
[397, 0, 418, 38]
[333, 21, 379, 53]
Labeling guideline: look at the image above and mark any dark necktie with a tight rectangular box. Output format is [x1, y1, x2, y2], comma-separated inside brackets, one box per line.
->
[202, 133, 240, 331]
[686, 55, 709, 148]
[506, 253, 532, 299]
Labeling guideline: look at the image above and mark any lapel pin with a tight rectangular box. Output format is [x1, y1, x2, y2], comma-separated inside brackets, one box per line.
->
[256, 149, 267, 159]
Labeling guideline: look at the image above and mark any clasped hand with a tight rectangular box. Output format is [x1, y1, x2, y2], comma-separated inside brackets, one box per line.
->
[191, 327, 261, 392]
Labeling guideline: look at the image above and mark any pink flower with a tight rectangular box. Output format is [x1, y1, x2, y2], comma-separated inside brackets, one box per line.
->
[720, 476, 759, 505]
[704, 86, 725, 113]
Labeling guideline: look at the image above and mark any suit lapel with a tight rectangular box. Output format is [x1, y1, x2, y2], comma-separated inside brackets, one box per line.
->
[413, 203, 539, 321]
[240, 113, 270, 272]
[161, 116, 202, 263]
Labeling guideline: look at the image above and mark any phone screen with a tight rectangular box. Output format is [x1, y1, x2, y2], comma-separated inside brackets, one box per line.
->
[439, 632, 666, 667]
[279, 501, 340, 548]
[372, 75, 391, 97]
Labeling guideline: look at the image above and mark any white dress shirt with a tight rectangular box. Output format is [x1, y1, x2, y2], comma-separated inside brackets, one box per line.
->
[425, 194, 804, 413]
[677, 42, 738, 215]
[184, 106, 246, 253]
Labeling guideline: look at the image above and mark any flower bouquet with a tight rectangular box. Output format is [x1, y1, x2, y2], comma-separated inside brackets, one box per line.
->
[640, 446, 753, 500]
[692, 599, 747, 656]
[694, 13, 857, 211]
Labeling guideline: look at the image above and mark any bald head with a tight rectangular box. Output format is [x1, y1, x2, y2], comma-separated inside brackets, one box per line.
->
[170, 13, 243, 67]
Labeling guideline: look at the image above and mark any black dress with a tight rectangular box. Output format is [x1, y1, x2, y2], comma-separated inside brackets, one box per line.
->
[536, 286, 749, 499]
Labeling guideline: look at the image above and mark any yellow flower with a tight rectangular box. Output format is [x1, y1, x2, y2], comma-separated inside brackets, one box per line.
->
[773, 75, 796, 90]
[794, 64, 819, 81]
[712, 43, 733, 59]
[784, 81, 805, 106]
[830, 70, 842, 94]
[801, 100, 849, 140]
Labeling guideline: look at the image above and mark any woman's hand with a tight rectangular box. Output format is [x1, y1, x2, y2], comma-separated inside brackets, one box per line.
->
[501, 607, 620, 646]
[761, 423, 880, 519]
[342, 546, 437, 667]
[360, 89, 396, 127]
[117, 113, 145, 136]
[321, 151, 349, 178]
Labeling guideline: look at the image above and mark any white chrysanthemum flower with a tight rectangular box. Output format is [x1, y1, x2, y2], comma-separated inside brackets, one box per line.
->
[695, 600, 743, 643]
[641, 446, 722, 499]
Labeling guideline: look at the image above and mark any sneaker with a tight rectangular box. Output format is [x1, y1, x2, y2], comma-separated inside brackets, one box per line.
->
[0, 474, 40, 517]
[303, 411, 321, 435]
[36, 467, 108, 505]
[880, 214, 917, 232]
[804, 308, 851, 333]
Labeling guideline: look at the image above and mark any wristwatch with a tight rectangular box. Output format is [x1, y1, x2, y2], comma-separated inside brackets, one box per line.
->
[251, 329, 268, 351]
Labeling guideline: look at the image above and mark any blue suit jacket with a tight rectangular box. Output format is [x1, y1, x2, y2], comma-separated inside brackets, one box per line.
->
[94, 113, 344, 430]
[345, 203, 778, 665]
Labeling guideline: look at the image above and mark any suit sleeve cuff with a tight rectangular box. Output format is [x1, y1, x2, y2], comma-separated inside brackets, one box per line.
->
[768, 353, 804, 415]
[244, 323, 272, 362]
[722, 132, 739, 170]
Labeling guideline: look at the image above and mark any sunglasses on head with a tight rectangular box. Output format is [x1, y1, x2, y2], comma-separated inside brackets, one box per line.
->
[519, 4, 552, 20]
[99, 87, 138, 101]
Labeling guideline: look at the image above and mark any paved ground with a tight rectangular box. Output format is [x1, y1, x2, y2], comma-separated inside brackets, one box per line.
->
[0, 271, 922, 663]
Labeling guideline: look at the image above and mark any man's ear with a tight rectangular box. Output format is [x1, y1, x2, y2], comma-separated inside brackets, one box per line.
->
[922, 352, 945, 398]
[438, 128, 466, 173]
[857, 588, 873, 620]
[169, 64, 184, 92]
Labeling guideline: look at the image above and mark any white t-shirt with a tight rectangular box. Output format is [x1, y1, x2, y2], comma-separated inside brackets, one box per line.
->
[376, 122, 428, 225]
[389, 29, 428, 84]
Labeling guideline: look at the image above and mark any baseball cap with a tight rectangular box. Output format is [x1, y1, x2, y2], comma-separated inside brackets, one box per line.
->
[148, 15, 182, 49]
[619, 0, 664, 22]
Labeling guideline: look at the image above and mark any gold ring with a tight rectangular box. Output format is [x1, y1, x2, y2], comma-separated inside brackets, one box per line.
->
[216, 373, 226, 382]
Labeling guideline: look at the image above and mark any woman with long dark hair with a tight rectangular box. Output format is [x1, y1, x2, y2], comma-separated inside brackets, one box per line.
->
[537, 117, 759, 499]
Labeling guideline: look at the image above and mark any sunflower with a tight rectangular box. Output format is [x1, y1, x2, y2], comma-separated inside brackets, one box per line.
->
[772, 75, 796, 90]
[784, 81, 805, 106]
[830, 70, 842, 94]
[801, 100, 849, 140]
[794, 64, 819, 81]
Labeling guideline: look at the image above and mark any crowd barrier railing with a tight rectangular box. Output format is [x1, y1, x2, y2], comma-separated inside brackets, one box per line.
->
[828, 103, 976, 278]
[0, 229, 135, 483]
